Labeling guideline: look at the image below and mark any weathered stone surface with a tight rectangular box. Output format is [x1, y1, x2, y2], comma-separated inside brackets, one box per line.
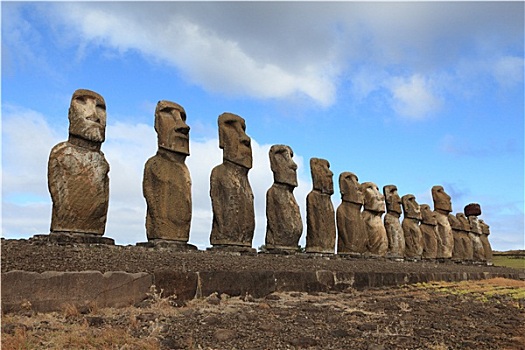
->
[2, 270, 152, 313]
[457, 213, 474, 261]
[31, 232, 115, 245]
[306, 158, 336, 254]
[383, 185, 404, 258]
[143, 100, 192, 242]
[337, 172, 367, 254]
[210, 113, 255, 248]
[420, 204, 438, 259]
[274, 271, 334, 293]
[153, 270, 198, 301]
[137, 239, 197, 250]
[361, 182, 388, 256]
[464, 203, 482, 217]
[265, 145, 302, 252]
[479, 219, 493, 263]
[432, 186, 453, 259]
[48, 89, 109, 236]
[449, 214, 467, 261]
[402, 194, 423, 259]
[198, 271, 276, 299]
[468, 216, 486, 262]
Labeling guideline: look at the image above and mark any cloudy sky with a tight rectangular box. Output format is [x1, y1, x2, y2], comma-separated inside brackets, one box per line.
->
[2, 2, 523, 251]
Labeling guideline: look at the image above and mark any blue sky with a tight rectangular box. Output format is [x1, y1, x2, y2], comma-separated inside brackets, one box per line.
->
[2, 1, 524, 251]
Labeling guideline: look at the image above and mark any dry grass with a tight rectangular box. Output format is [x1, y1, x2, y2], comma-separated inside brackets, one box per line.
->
[415, 277, 525, 306]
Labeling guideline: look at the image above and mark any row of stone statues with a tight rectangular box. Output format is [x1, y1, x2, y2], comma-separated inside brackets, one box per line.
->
[47, 89, 493, 263]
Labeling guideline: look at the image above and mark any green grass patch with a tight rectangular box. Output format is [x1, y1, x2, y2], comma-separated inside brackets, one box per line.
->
[492, 255, 525, 269]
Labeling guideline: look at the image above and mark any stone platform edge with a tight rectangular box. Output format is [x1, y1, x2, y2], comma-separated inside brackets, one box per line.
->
[2, 270, 523, 313]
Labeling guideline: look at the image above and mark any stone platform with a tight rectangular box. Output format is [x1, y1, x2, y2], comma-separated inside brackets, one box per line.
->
[2, 268, 522, 313]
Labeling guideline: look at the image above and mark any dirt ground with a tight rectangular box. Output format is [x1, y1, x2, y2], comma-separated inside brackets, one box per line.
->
[2, 278, 525, 350]
[2, 239, 525, 349]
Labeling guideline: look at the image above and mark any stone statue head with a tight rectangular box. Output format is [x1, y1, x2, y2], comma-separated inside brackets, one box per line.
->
[361, 182, 385, 213]
[431, 185, 452, 213]
[68, 89, 106, 143]
[420, 204, 437, 225]
[155, 100, 190, 155]
[269, 144, 298, 187]
[448, 213, 462, 231]
[383, 185, 402, 215]
[402, 194, 421, 220]
[339, 172, 363, 204]
[479, 219, 490, 236]
[310, 158, 333, 195]
[456, 213, 471, 232]
[218, 113, 252, 169]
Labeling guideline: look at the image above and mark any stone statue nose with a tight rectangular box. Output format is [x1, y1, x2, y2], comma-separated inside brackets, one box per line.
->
[174, 118, 190, 135]
[240, 135, 250, 147]
[86, 112, 100, 123]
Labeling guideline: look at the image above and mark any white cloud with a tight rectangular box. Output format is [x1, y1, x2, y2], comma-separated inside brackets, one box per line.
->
[1, 105, 62, 200]
[6, 2, 521, 117]
[387, 74, 441, 119]
[491, 55, 524, 89]
[52, 3, 336, 106]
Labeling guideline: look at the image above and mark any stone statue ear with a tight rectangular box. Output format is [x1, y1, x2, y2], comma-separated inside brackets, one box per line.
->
[218, 122, 226, 149]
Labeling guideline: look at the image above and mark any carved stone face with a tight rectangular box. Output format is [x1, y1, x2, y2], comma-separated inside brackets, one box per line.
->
[218, 113, 252, 169]
[448, 213, 462, 231]
[269, 144, 298, 187]
[432, 185, 452, 213]
[155, 100, 190, 155]
[68, 89, 106, 143]
[456, 213, 471, 232]
[310, 158, 333, 195]
[402, 194, 421, 220]
[361, 182, 385, 213]
[383, 185, 402, 214]
[339, 172, 363, 204]
[479, 219, 490, 236]
[420, 204, 437, 225]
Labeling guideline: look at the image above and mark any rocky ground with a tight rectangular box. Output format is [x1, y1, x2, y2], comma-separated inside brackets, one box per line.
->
[2, 238, 525, 350]
[2, 279, 524, 350]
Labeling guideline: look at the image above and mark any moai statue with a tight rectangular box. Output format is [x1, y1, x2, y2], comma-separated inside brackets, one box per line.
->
[383, 185, 405, 259]
[432, 185, 454, 259]
[420, 204, 439, 259]
[457, 213, 474, 262]
[265, 145, 303, 253]
[448, 214, 466, 262]
[336, 172, 367, 255]
[306, 158, 336, 254]
[402, 194, 423, 260]
[209, 113, 255, 251]
[142, 100, 195, 249]
[47, 89, 112, 244]
[479, 219, 493, 265]
[361, 182, 388, 256]
[465, 203, 486, 263]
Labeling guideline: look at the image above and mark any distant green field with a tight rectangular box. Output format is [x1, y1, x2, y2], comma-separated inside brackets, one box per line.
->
[492, 255, 525, 269]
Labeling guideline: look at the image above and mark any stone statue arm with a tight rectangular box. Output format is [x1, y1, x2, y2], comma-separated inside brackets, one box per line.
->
[210, 167, 226, 232]
[142, 160, 158, 219]
[47, 145, 65, 206]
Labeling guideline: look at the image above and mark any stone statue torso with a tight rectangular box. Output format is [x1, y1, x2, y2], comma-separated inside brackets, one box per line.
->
[48, 141, 109, 235]
[143, 153, 192, 241]
[210, 162, 255, 246]
[336, 201, 367, 254]
[265, 184, 302, 250]
[306, 190, 336, 253]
